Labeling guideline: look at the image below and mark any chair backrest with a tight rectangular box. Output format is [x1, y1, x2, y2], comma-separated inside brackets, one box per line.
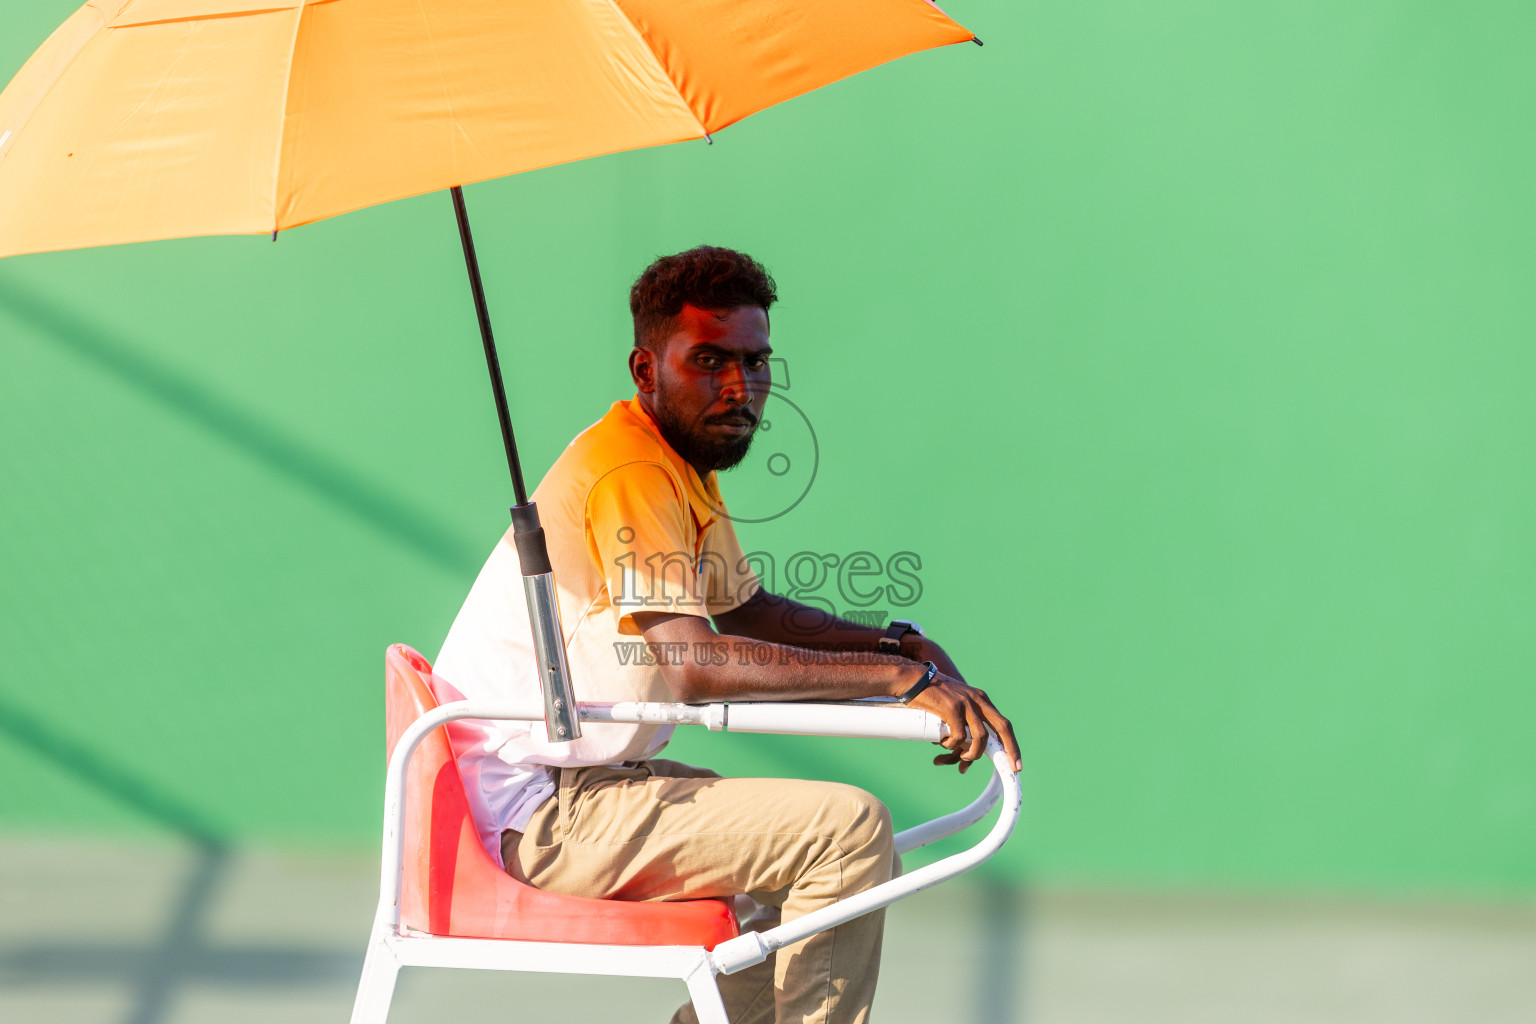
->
[383, 642, 740, 946]
[384, 643, 475, 935]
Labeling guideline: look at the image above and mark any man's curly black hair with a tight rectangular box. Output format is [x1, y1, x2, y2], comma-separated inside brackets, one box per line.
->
[629, 245, 778, 350]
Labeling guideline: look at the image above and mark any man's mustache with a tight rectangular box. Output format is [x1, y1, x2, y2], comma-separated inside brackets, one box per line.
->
[704, 410, 758, 427]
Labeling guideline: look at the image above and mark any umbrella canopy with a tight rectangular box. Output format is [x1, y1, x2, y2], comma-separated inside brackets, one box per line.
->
[0, 0, 974, 258]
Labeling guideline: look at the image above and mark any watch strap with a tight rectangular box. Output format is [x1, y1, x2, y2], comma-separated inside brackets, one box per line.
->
[897, 660, 940, 704]
[879, 620, 921, 656]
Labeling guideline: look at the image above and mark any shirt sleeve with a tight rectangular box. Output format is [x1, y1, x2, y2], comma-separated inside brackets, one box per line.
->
[700, 513, 762, 617]
[586, 461, 707, 634]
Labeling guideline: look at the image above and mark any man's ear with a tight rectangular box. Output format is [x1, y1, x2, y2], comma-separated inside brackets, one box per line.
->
[629, 344, 658, 394]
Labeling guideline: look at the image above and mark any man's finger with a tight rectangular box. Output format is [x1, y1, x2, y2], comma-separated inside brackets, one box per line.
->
[977, 701, 1022, 773]
[914, 685, 982, 769]
[938, 702, 966, 751]
[961, 700, 988, 763]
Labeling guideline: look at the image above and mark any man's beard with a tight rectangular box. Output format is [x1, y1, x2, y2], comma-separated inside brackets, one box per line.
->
[651, 384, 758, 474]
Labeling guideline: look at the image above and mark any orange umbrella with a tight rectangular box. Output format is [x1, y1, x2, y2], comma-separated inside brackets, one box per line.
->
[0, 0, 974, 254]
[0, 0, 978, 737]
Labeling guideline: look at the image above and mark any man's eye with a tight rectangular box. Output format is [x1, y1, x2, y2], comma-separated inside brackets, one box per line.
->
[745, 357, 767, 370]
[699, 356, 721, 368]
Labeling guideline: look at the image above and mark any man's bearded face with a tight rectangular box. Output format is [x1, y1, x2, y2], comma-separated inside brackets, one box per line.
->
[652, 373, 760, 472]
[644, 304, 772, 475]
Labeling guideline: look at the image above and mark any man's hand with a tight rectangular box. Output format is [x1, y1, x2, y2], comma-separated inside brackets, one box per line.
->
[906, 672, 1021, 775]
[909, 637, 965, 683]
[640, 605, 1021, 774]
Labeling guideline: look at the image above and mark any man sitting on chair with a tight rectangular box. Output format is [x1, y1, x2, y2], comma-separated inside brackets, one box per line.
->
[435, 245, 1020, 1024]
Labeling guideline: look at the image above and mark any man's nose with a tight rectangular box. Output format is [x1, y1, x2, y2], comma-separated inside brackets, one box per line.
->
[718, 363, 753, 405]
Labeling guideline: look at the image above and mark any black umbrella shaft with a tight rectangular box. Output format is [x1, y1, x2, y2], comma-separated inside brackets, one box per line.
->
[451, 185, 529, 507]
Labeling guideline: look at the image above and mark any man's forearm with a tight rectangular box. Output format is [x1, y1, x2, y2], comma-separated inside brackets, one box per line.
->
[634, 608, 1019, 774]
[634, 609, 928, 704]
[713, 589, 917, 655]
[679, 634, 924, 703]
[715, 589, 960, 674]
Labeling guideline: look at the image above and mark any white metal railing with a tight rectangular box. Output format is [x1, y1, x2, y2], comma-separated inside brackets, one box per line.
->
[378, 698, 1022, 967]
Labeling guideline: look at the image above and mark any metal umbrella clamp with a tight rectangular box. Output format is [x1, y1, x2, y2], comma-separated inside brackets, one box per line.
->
[0, 0, 977, 742]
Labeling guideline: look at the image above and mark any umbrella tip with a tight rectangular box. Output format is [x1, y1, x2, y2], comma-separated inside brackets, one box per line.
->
[271, 230, 278, 242]
[704, 132, 714, 146]
[972, 36, 984, 46]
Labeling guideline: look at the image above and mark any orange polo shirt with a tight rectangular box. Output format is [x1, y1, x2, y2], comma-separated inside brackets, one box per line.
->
[435, 397, 761, 861]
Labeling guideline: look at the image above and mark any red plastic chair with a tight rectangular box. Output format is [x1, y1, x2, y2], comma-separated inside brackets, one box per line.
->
[351, 644, 737, 1023]
[384, 643, 738, 946]
[352, 643, 1021, 1024]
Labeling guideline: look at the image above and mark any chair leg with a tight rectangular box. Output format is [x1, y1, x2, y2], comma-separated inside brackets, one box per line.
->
[684, 955, 730, 1024]
[350, 928, 402, 1024]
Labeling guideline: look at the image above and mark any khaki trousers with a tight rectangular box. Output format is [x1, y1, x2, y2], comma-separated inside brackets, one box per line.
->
[501, 760, 896, 1024]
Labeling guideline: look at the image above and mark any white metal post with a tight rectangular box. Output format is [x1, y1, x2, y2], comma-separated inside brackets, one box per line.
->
[683, 955, 731, 1024]
[349, 924, 402, 1024]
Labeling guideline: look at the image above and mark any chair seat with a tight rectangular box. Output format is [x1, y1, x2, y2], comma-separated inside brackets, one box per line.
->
[387, 644, 740, 949]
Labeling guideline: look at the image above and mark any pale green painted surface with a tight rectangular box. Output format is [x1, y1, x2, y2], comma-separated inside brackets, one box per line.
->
[1, 1, 1533, 894]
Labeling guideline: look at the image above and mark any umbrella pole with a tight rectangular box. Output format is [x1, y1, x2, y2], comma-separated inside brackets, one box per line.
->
[449, 185, 581, 743]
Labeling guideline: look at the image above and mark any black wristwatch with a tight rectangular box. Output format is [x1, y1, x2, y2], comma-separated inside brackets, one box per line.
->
[879, 618, 925, 657]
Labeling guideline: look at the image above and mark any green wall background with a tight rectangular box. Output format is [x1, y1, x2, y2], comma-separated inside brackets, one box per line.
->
[2, 1, 1532, 896]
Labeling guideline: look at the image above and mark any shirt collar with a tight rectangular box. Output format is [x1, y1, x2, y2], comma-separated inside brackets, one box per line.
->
[624, 396, 724, 530]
